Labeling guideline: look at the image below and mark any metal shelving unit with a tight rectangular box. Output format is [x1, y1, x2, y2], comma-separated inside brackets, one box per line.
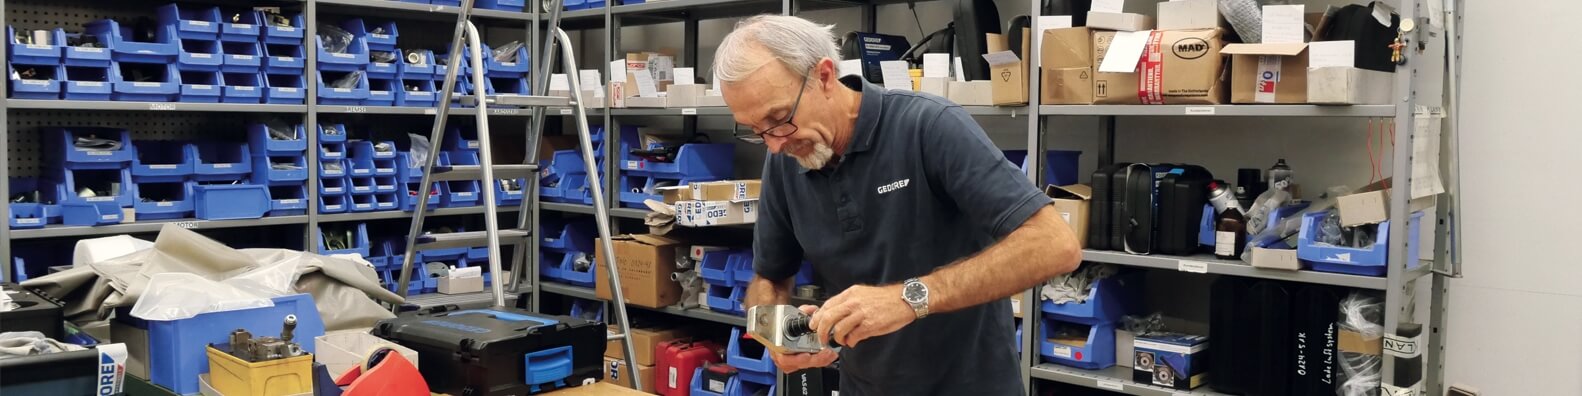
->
[539, 282, 746, 326]
[1039, 104, 1397, 117]
[1080, 250, 1389, 290]
[6, 99, 308, 113]
[1031, 364, 1229, 396]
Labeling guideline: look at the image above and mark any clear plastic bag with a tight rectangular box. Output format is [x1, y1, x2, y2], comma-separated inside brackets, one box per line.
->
[1244, 188, 1291, 236]
[1336, 292, 1383, 396]
[330, 71, 364, 89]
[407, 133, 431, 168]
[371, 50, 397, 64]
[491, 41, 524, 63]
[265, 119, 297, 140]
[129, 273, 274, 321]
[318, 24, 353, 54]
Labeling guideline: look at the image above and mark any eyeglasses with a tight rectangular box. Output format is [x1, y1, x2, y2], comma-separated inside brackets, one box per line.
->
[734, 71, 811, 145]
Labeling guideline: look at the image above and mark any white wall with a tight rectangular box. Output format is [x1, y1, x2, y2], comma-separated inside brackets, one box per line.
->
[596, 0, 1582, 394]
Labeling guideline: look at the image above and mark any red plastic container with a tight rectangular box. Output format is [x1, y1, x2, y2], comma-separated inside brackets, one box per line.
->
[654, 339, 722, 396]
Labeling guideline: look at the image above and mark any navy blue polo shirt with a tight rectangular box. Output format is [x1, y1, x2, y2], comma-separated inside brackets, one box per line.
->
[754, 76, 1050, 395]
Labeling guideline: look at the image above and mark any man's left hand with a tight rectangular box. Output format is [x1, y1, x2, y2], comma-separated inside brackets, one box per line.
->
[810, 284, 916, 349]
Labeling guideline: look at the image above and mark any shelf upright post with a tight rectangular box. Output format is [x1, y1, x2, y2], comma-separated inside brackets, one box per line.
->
[1383, 0, 1428, 394]
[604, 1, 620, 226]
[682, 18, 698, 137]
[1022, 0, 1046, 393]
[305, 0, 323, 252]
[1, 0, 11, 282]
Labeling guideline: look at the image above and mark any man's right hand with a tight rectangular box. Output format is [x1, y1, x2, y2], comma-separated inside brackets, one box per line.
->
[766, 305, 838, 373]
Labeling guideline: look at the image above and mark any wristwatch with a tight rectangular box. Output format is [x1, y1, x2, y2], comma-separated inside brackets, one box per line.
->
[902, 278, 930, 319]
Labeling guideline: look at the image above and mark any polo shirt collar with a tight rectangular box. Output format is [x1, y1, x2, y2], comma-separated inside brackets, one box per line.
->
[799, 75, 883, 174]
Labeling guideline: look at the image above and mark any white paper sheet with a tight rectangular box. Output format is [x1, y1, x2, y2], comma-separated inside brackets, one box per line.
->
[1412, 109, 1447, 199]
[1097, 30, 1150, 73]
[880, 60, 912, 91]
[953, 57, 967, 82]
[578, 69, 602, 91]
[1307, 41, 1355, 69]
[549, 74, 570, 91]
[673, 67, 695, 85]
[1262, 5, 1305, 44]
[922, 53, 950, 78]
[609, 60, 627, 82]
[633, 71, 659, 97]
[1092, 0, 1125, 14]
[839, 59, 863, 78]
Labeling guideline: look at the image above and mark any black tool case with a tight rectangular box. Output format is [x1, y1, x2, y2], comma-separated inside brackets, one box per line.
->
[1155, 165, 1213, 255]
[371, 305, 607, 395]
[1, 282, 65, 340]
[1120, 163, 1159, 254]
[1088, 164, 1127, 250]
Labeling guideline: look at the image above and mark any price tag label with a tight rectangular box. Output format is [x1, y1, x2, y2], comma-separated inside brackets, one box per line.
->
[1096, 381, 1124, 391]
[1185, 106, 1216, 115]
[1178, 260, 1210, 273]
[680, 108, 697, 115]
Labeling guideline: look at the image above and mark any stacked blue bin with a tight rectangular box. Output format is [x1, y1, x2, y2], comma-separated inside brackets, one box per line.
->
[438, 126, 483, 207]
[616, 127, 734, 208]
[261, 11, 307, 104]
[318, 124, 351, 213]
[359, 20, 400, 106]
[539, 126, 607, 204]
[539, 217, 596, 287]
[316, 19, 371, 105]
[157, 4, 228, 103]
[479, 42, 531, 98]
[129, 140, 196, 220]
[397, 49, 439, 107]
[699, 250, 751, 316]
[727, 327, 778, 388]
[395, 150, 442, 211]
[7, 26, 68, 99]
[83, 18, 183, 101]
[192, 139, 270, 220]
[8, 177, 62, 229]
[1039, 269, 1143, 370]
[1297, 209, 1424, 277]
[248, 122, 309, 216]
[44, 127, 133, 225]
[349, 139, 401, 212]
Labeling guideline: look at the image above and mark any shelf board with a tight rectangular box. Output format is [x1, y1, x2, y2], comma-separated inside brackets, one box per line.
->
[538, 282, 746, 326]
[546, 107, 606, 116]
[1031, 364, 1228, 396]
[316, 105, 538, 117]
[964, 105, 1031, 116]
[7, 99, 306, 113]
[542, 202, 600, 215]
[319, 206, 516, 223]
[317, 0, 535, 22]
[609, 107, 732, 116]
[405, 289, 522, 310]
[1081, 249, 1387, 290]
[11, 215, 308, 240]
[608, 207, 651, 219]
[1040, 105, 1396, 117]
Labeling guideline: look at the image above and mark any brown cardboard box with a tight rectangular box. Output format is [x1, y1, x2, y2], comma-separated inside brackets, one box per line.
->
[1158, 0, 1227, 30]
[605, 326, 691, 365]
[1307, 67, 1394, 105]
[1249, 247, 1302, 270]
[983, 33, 1028, 105]
[1223, 43, 1310, 104]
[689, 180, 761, 201]
[1093, 29, 1226, 105]
[948, 81, 994, 106]
[602, 357, 657, 392]
[658, 186, 691, 204]
[675, 200, 758, 227]
[1335, 178, 1437, 227]
[1040, 27, 1093, 104]
[595, 234, 684, 308]
[1339, 329, 1382, 356]
[665, 84, 708, 108]
[1091, 31, 1141, 104]
[1046, 184, 1091, 246]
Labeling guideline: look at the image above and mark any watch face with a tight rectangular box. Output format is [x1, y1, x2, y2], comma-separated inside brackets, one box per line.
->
[904, 282, 927, 302]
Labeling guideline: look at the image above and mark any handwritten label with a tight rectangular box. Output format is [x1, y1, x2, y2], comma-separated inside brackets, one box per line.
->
[1185, 106, 1216, 115]
[1095, 381, 1124, 391]
[680, 108, 697, 115]
[1178, 260, 1210, 273]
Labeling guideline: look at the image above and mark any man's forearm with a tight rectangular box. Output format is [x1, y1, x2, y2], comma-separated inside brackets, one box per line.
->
[921, 206, 1081, 314]
[744, 275, 795, 309]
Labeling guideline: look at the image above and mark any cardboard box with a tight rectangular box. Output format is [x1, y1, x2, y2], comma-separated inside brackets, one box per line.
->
[1158, 0, 1226, 30]
[1088, 11, 1154, 32]
[1335, 178, 1437, 227]
[594, 234, 684, 308]
[1249, 247, 1302, 271]
[1224, 43, 1311, 104]
[947, 81, 994, 106]
[626, 95, 667, 108]
[689, 180, 761, 201]
[1115, 329, 1136, 368]
[1307, 67, 1394, 105]
[1040, 27, 1094, 105]
[1338, 329, 1381, 356]
[984, 51, 1027, 105]
[674, 199, 758, 227]
[1046, 184, 1091, 245]
[658, 186, 691, 204]
[1092, 30, 1226, 105]
[698, 91, 726, 107]
[606, 325, 691, 365]
[919, 76, 949, 97]
[437, 275, 484, 294]
[1091, 31, 1140, 104]
[665, 84, 708, 108]
[1009, 294, 1022, 319]
[1132, 333, 1209, 390]
[602, 357, 656, 391]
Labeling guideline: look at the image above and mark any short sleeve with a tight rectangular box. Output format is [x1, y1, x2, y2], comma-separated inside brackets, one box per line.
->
[922, 108, 1051, 238]
[752, 157, 804, 281]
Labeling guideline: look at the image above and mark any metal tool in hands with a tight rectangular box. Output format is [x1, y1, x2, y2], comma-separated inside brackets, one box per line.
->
[746, 305, 841, 355]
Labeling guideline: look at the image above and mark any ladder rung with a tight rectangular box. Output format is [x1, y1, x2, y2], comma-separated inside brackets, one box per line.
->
[428, 164, 538, 181]
[460, 95, 573, 108]
[607, 333, 626, 341]
[415, 229, 532, 251]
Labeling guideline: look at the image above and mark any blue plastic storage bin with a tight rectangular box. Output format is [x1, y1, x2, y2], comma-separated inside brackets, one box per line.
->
[262, 12, 305, 45]
[540, 218, 594, 252]
[112, 62, 181, 101]
[367, 55, 398, 79]
[61, 201, 122, 225]
[62, 65, 114, 100]
[374, 175, 398, 193]
[130, 141, 196, 182]
[315, 30, 369, 72]
[118, 293, 325, 395]
[479, 0, 528, 11]
[317, 222, 371, 256]
[47, 127, 134, 168]
[263, 73, 305, 103]
[621, 0, 647, 5]
[351, 141, 398, 173]
[321, 158, 348, 178]
[262, 41, 306, 73]
[539, 150, 589, 202]
[349, 193, 377, 212]
[253, 154, 308, 183]
[481, 43, 530, 76]
[1298, 210, 1424, 277]
[219, 9, 264, 42]
[699, 249, 738, 286]
[177, 70, 224, 103]
[350, 176, 376, 195]
[431, 0, 463, 6]
[193, 183, 269, 220]
[484, 74, 531, 96]
[193, 142, 251, 181]
[1246, 202, 1312, 249]
[132, 181, 194, 220]
[396, 152, 424, 181]
[1040, 270, 1141, 325]
[61, 31, 112, 67]
[263, 184, 308, 216]
[322, 142, 347, 160]
[54, 167, 134, 206]
[443, 126, 481, 151]
[318, 70, 370, 104]
[157, 4, 222, 40]
[248, 123, 307, 155]
[562, 0, 587, 10]
[398, 49, 436, 76]
[221, 72, 264, 103]
[321, 176, 348, 196]
[347, 19, 397, 51]
[705, 283, 744, 315]
[1002, 149, 1083, 187]
[8, 27, 65, 65]
[557, 251, 595, 287]
[373, 191, 399, 211]
[689, 367, 731, 396]
[620, 143, 734, 178]
[366, 75, 398, 106]
[731, 253, 763, 286]
[726, 327, 777, 385]
[729, 378, 772, 396]
[220, 41, 262, 72]
[439, 152, 481, 207]
[10, 64, 62, 99]
[175, 38, 223, 71]
[8, 178, 61, 229]
[397, 76, 438, 107]
[494, 177, 525, 206]
[320, 192, 348, 214]
[539, 251, 568, 282]
[400, 180, 442, 211]
[1039, 317, 1116, 370]
[85, 19, 179, 63]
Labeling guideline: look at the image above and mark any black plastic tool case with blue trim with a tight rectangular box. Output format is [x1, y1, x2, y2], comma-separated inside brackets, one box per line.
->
[371, 306, 606, 395]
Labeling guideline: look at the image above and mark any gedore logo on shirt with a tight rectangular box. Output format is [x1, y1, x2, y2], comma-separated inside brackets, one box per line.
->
[876, 179, 911, 194]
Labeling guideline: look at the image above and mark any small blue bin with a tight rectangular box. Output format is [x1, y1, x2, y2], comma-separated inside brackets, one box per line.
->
[193, 142, 252, 181]
[263, 73, 306, 103]
[321, 175, 348, 196]
[430, 0, 463, 6]
[1039, 317, 1116, 370]
[316, 222, 371, 256]
[398, 49, 436, 76]
[47, 127, 134, 168]
[539, 150, 587, 203]
[193, 183, 269, 220]
[131, 141, 196, 182]
[10, 64, 63, 99]
[248, 122, 307, 155]
[374, 176, 399, 193]
[61, 201, 123, 225]
[620, 143, 734, 178]
[315, 31, 369, 72]
[321, 142, 347, 160]
[349, 193, 378, 212]
[400, 180, 442, 211]
[557, 252, 595, 287]
[262, 42, 306, 73]
[727, 327, 777, 385]
[132, 181, 194, 220]
[1298, 210, 1424, 277]
[62, 65, 114, 101]
[366, 75, 398, 106]
[220, 41, 263, 73]
[53, 167, 134, 206]
[1246, 202, 1313, 249]
[175, 38, 223, 71]
[699, 249, 738, 285]
[219, 9, 264, 42]
[539, 251, 568, 282]
[494, 178, 525, 206]
[221, 72, 264, 103]
[156, 4, 222, 40]
[398, 77, 438, 107]
[1003, 149, 1083, 187]
[253, 154, 308, 183]
[350, 176, 377, 195]
[317, 70, 370, 105]
[345, 19, 398, 52]
[482, 43, 530, 76]
[1040, 270, 1142, 325]
[177, 70, 224, 103]
[117, 293, 325, 395]
[319, 193, 348, 214]
[479, 0, 528, 11]
[8, 27, 65, 65]
[396, 152, 425, 181]
[443, 126, 481, 151]
[9, 202, 51, 229]
[439, 153, 481, 207]
[729, 378, 772, 396]
[263, 184, 308, 216]
[730, 253, 759, 286]
[689, 367, 730, 396]
[367, 56, 398, 79]
[705, 283, 744, 315]
[85, 19, 179, 63]
[351, 141, 398, 172]
[111, 62, 181, 102]
[373, 191, 399, 211]
[262, 13, 305, 45]
[621, 0, 647, 5]
[485, 74, 531, 96]
[321, 158, 348, 178]
[62, 32, 113, 67]
[563, 0, 587, 10]
[540, 218, 595, 252]
[8, 178, 62, 229]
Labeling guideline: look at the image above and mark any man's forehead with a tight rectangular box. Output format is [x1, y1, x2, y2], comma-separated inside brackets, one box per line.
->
[724, 62, 798, 123]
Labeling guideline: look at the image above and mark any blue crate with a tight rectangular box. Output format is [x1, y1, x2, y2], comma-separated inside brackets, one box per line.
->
[130, 141, 196, 182]
[350, 19, 398, 52]
[61, 201, 122, 225]
[320, 175, 348, 196]
[585, 0, 607, 10]
[373, 191, 399, 211]
[318, 123, 349, 144]
[8, 27, 65, 65]
[262, 12, 305, 45]
[156, 4, 222, 40]
[699, 249, 738, 286]
[62, 65, 114, 101]
[317, 70, 370, 104]
[263, 183, 308, 216]
[175, 38, 223, 71]
[218, 8, 263, 42]
[8, 178, 62, 229]
[540, 218, 594, 252]
[131, 181, 194, 220]
[220, 41, 263, 72]
[263, 73, 305, 103]
[539, 251, 568, 282]
[319, 192, 348, 214]
[349, 193, 378, 212]
[193, 142, 251, 181]
[494, 177, 525, 206]
[705, 283, 744, 315]
[62, 32, 113, 67]
[193, 183, 269, 220]
[366, 75, 398, 106]
[85, 19, 179, 63]
[321, 158, 348, 178]
[9, 64, 62, 99]
[8, 200, 52, 229]
[322, 142, 347, 160]
[619, 143, 734, 179]
[690, 367, 730, 396]
[539, 150, 588, 202]
[1040, 270, 1142, 325]
[1003, 149, 1083, 186]
[1040, 317, 1117, 370]
[221, 71, 264, 103]
[479, 0, 528, 11]
[400, 180, 442, 211]
[315, 29, 369, 72]
[395, 151, 425, 181]
[1298, 210, 1424, 277]
[177, 70, 224, 103]
[556, 250, 595, 287]
[351, 141, 399, 173]
[484, 74, 531, 96]
[374, 175, 399, 193]
[262, 41, 306, 73]
[443, 125, 481, 151]
[439, 152, 481, 207]
[367, 55, 398, 79]
[111, 62, 180, 101]
[350, 176, 377, 195]
[248, 122, 307, 155]
[47, 127, 134, 168]
[317, 222, 371, 256]
[729, 252, 761, 286]
[52, 167, 134, 207]
[398, 49, 436, 76]
[117, 293, 325, 395]
[727, 327, 776, 385]
[398, 76, 438, 107]
[481, 43, 530, 76]
[252, 154, 308, 183]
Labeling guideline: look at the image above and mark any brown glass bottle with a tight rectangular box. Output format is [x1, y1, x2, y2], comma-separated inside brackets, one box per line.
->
[1210, 181, 1249, 259]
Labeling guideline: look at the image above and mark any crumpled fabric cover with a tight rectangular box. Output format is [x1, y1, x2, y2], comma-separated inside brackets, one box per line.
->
[0, 331, 85, 359]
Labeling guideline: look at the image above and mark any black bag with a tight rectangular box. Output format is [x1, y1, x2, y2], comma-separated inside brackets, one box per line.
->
[1007, 15, 1030, 61]
[1120, 163, 1158, 255]
[1155, 165, 1213, 255]
[372, 306, 607, 395]
[1041, 0, 1093, 26]
[1318, 2, 1399, 72]
[953, 0, 1001, 81]
[1291, 285, 1343, 396]
[1210, 280, 1294, 395]
[1087, 163, 1127, 250]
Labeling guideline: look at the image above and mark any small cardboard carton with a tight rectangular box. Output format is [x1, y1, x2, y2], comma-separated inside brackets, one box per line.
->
[1046, 184, 1092, 246]
[602, 357, 656, 391]
[983, 51, 1027, 105]
[1158, 0, 1227, 30]
[606, 325, 691, 365]
[595, 234, 684, 308]
[1091, 31, 1140, 104]
[437, 275, 484, 294]
[690, 180, 761, 201]
[948, 81, 995, 106]
[919, 76, 949, 97]
[626, 95, 668, 108]
[1307, 66, 1394, 105]
[1093, 29, 1226, 105]
[1250, 246, 1302, 271]
[675, 199, 758, 227]
[1223, 43, 1311, 104]
[665, 84, 708, 108]
[1088, 11, 1155, 32]
[1040, 27, 1094, 105]
[658, 185, 691, 204]
[1335, 178, 1437, 227]
[1133, 333, 1209, 390]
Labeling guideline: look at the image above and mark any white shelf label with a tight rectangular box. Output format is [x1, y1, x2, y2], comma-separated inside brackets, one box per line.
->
[188, 21, 211, 27]
[213, 164, 232, 169]
[280, 88, 299, 93]
[16, 218, 40, 224]
[1178, 260, 1210, 273]
[278, 56, 295, 62]
[86, 151, 112, 156]
[1185, 106, 1216, 115]
[26, 44, 50, 50]
[626, 160, 640, 169]
[101, 214, 118, 220]
[356, 204, 372, 209]
[680, 108, 697, 115]
[149, 165, 177, 169]
[231, 24, 253, 29]
[87, 197, 113, 202]
[280, 199, 301, 204]
[156, 202, 173, 207]
[233, 55, 255, 60]
[134, 82, 163, 88]
[1052, 345, 1073, 359]
[1095, 380, 1124, 391]
[193, 85, 213, 90]
[354, 187, 371, 192]
[192, 53, 213, 59]
[277, 27, 297, 32]
[76, 47, 104, 53]
[78, 82, 105, 87]
[490, 108, 519, 115]
[149, 103, 176, 111]
[560, 108, 573, 115]
[176, 221, 198, 229]
[236, 87, 255, 91]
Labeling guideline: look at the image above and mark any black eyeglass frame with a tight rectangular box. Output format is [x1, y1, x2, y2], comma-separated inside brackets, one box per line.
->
[734, 71, 813, 144]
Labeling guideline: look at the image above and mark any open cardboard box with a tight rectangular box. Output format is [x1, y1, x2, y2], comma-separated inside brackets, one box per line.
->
[1040, 27, 1093, 105]
[1335, 178, 1437, 227]
[1046, 184, 1091, 245]
[1224, 43, 1311, 104]
[594, 234, 684, 308]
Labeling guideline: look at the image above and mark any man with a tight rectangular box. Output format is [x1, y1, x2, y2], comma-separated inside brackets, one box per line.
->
[715, 15, 1082, 395]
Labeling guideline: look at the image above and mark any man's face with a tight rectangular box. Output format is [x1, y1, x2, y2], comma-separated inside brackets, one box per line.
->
[722, 53, 837, 170]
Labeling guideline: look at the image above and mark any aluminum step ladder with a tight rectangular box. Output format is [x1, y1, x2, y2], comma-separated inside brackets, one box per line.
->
[390, 0, 644, 389]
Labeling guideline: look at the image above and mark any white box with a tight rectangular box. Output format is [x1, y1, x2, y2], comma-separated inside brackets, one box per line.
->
[947, 81, 994, 106]
[1157, 0, 1225, 30]
[674, 199, 758, 227]
[1087, 11, 1154, 32]
[1307, 67, 1394, 105]
[315, 332, 420, 378]
[625, 96, 667, 108]
[665, 84, 708, 108]
[919, 77, 949, 97]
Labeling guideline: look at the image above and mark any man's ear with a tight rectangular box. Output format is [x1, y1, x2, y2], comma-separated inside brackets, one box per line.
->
[817, 58, 839, 94]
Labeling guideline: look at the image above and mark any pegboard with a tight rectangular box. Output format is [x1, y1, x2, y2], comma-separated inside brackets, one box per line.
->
[7, 0, 307, 31]
[7, 110, 303, 177]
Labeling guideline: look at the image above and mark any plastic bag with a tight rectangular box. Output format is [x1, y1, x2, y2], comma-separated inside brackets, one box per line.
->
[1336, 292, 1383, 396]
[1220, 0, 1263, 43]
[265, 119, 297, 140]
[407, 133, 431, 168]
[371, 50, 397, 64]
[1122, 312, 1168, 336]
[72, 235, 154, 267]
[1244, 187, 1291, 236]
[330, 71, 363, 89]
[491, 41, 524, 63]
[129, 273, 274, 321]
[318, 23, 353, 54]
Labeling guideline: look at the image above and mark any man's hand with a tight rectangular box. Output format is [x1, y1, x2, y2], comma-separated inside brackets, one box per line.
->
[758, 305, 838, 373]
[810, 284, 915, 349]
